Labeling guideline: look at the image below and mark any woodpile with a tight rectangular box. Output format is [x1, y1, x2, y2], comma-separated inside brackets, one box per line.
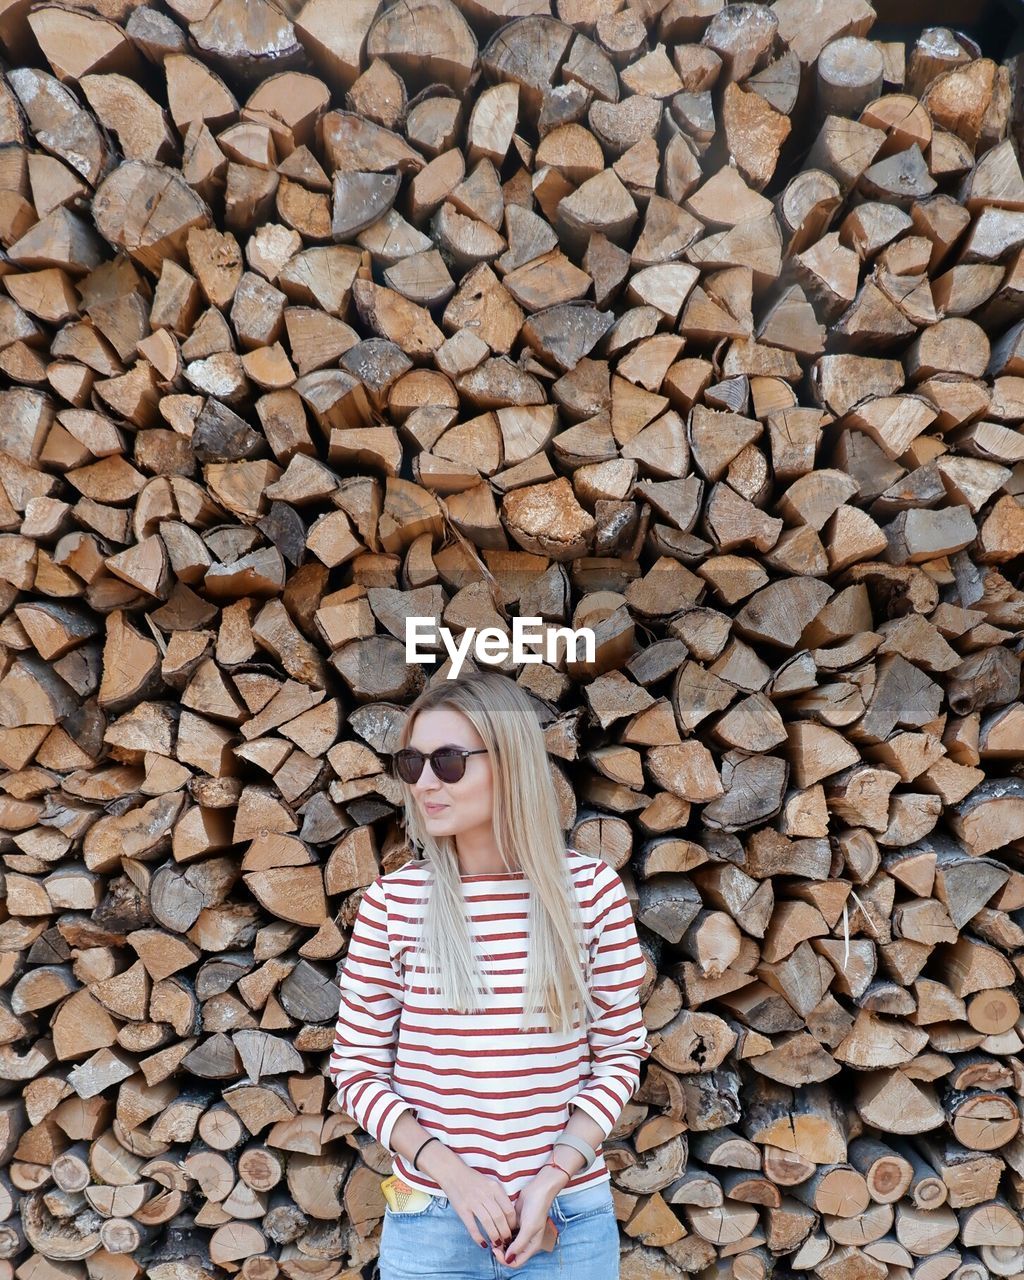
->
[1, 0, 1024, 1276]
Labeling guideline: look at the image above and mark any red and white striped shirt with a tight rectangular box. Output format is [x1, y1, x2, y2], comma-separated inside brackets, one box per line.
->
[327, 849, 651, 1201]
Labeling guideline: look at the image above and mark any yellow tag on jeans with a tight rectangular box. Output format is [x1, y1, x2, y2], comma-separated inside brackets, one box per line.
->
[381, 1174, 434, 1213]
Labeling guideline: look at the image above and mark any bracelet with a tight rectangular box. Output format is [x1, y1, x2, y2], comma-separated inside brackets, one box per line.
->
[554, 1132, 598, 1172]
[412, 1135, 440, 1170]
[546, 1151, 574, 1185]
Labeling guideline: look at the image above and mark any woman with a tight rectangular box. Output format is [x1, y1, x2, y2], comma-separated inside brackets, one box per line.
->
[328, 669, 651, 1277]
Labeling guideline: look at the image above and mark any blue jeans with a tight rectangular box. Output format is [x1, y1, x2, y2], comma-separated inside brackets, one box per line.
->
[378, 1180, 620, 1279]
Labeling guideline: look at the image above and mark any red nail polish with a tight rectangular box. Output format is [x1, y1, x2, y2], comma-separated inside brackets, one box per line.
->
[507, 1255, 516, 1264]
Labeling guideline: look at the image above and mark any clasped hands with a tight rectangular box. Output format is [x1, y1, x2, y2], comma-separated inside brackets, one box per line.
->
[446, 1162, 568, 1269]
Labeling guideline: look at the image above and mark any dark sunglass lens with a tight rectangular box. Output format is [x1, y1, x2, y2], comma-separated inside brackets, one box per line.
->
[433, 750, 466, 783]
[395, 751, 423, 782]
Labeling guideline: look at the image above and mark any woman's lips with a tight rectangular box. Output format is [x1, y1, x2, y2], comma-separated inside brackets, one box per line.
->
[424, 803, 447, 814]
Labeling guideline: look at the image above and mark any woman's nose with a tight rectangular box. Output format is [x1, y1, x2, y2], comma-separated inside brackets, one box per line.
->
[415, 760, 442, 788]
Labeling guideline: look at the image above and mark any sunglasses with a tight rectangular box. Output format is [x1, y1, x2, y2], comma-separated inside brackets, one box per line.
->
[393, 747, 488, 784]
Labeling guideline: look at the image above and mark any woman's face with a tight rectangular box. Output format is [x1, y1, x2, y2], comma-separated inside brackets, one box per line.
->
[406, 705, 495, 841]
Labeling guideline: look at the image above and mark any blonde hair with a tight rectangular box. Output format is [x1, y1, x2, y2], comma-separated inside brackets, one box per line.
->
[395, 668, 601, 1036]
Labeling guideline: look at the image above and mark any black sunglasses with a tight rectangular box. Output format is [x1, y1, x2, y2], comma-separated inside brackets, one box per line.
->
[393, 747, 488, 784]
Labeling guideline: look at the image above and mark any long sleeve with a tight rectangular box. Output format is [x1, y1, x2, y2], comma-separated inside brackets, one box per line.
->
[570, 862, 652, 1141]
[327, 875, 415, 1152]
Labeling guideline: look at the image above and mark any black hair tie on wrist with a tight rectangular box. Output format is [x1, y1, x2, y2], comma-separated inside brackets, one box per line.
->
[412, 1135, 439, 1170]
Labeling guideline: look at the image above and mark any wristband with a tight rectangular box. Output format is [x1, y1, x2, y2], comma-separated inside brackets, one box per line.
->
[554, 1132, 598, 1172]
[412, 1135, 439, 1170]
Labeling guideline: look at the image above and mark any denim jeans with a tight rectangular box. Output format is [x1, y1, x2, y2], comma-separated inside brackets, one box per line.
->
[378, 1180, 620, 1279]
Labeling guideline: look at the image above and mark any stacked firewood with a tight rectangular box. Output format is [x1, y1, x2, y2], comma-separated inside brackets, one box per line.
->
[1, 0, 1024, 1275]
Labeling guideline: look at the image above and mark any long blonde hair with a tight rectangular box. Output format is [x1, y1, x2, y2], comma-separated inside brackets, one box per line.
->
[395, 669, 601, 1036]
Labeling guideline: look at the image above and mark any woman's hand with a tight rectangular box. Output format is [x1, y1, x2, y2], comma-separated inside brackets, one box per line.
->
[493, 1164, 568, 1268]
[440, 1165, 518, 1251]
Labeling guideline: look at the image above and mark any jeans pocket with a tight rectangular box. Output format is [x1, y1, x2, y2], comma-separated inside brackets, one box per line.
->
[385, 1194, 442, 1218]
[553, 1183, 614, 1224]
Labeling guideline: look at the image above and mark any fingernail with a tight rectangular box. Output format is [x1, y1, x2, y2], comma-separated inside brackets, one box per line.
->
[507, 1255, 516, 1264]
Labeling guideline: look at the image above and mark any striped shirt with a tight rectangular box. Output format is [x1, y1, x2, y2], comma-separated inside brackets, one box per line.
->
[327, 849, 651, 1201]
